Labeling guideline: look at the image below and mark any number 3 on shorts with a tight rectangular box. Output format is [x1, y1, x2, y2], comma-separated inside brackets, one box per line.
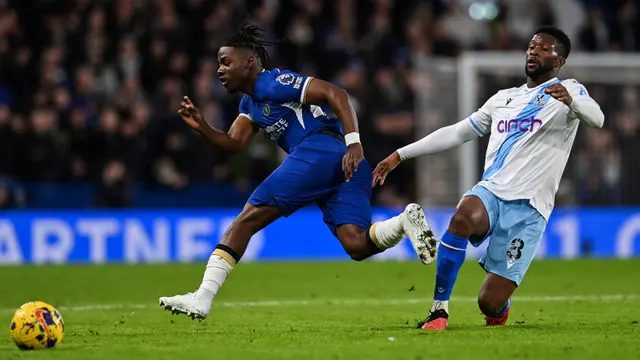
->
[507, 238, 525, 260]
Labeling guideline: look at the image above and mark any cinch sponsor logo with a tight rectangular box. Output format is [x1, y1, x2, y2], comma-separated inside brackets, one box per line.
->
[497, 117, 543, 133]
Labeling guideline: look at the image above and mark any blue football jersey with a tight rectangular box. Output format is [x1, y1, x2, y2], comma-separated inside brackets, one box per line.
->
[238, 69, 343, 153]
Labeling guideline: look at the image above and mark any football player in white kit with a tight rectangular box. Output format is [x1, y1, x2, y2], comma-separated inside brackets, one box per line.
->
[372, 26, 604, 331]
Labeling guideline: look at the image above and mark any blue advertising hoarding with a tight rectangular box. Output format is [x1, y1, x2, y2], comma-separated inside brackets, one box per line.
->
[0, 207, 639, 265]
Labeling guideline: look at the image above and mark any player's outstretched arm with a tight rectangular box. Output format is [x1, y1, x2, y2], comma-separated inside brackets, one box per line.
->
[373, 91, 497, 185]
[178, 96, 258, 154]
[303, 78, 363, 182]
[396, 119, 480, 160]
[373, 119, 479, 186]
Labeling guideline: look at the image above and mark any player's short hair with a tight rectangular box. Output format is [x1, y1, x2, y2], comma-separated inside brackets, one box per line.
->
[222, 22, 276, 68]
[534, 26, 571, 58]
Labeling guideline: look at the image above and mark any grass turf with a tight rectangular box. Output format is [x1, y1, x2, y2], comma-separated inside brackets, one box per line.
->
[1, 259, 639, 359]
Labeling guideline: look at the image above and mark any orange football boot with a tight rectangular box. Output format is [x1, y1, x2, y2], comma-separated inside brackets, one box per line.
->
[485, 299, 511, 326]
[417, 309, 449, 331]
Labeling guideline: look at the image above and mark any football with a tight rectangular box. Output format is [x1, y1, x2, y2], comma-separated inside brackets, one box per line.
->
[9, 301, 64, 350]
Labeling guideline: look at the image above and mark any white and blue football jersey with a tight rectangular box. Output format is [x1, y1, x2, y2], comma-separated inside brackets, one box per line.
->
[469, 77, 599, 220]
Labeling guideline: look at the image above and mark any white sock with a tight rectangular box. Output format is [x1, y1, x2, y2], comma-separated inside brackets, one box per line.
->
[431, 300, 449, 314]
[196, 252, 234, 305]
[370, 214, 404, 249]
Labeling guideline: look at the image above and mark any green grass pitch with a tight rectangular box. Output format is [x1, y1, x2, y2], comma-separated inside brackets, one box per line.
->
[1, 260, 639, 359]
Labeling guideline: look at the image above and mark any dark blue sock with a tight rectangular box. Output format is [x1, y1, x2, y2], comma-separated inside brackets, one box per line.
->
[495, 299, 511, 317]
[483, 298, 511, 318]
[434, 231, 468, 301]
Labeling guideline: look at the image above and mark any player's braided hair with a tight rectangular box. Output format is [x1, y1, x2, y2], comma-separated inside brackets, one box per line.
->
[223, 22, 277, 68]
[534, 26, 571, 58]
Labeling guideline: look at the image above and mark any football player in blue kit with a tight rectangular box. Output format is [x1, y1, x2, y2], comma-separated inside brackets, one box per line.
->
[159, 23, 437, 320]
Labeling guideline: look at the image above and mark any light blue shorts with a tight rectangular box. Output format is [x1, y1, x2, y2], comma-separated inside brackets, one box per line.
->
[464, 185, 547, 286]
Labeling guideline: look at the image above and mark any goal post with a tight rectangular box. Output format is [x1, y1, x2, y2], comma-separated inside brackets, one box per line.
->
[414, 52, 640, 207]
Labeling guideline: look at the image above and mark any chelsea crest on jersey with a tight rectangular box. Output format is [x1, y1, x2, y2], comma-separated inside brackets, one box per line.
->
[238, 69, 343, 153]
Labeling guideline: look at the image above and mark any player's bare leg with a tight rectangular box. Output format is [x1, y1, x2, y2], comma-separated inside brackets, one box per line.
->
[478, 273, 515, 326]
[334, 204, 437, 263]
[335, 224, 382, 261]
[159, 203, 281, 320]
[419, 195, 489, 331]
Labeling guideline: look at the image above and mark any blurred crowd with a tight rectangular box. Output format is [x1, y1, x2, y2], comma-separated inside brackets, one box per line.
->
[0, 0, 638, 209]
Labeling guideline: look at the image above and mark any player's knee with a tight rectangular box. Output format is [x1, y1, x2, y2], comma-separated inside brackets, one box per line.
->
[348, 251, 367, 262]
[449, 198, 487, 238]
[448, 211, 475, 238]
[343, 239, 368, 261]
[338, 229, 370, 261]
[477, 291, 506, 317]
[344, 245, 367, 261]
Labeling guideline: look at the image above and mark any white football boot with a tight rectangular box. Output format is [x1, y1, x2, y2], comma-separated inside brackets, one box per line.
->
[159, 292, 210, 321]
[402, 203, 438, 264]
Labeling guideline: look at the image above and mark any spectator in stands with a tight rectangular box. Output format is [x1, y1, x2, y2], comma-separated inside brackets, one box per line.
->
[0, 178, 24, 209]
[94, 159, 131, 208]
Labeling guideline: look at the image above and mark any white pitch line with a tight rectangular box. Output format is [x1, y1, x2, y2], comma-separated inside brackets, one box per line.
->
[1, 294, 638, 313]
[215, 294, 640, 308]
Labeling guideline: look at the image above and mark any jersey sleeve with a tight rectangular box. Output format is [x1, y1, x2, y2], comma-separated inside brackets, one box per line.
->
[563, 79, 591, 100]
[397, 118, 480, 160]
[467, 93, 496, 136]
[563, 79, 605, 128]
[254, 70, 312, 104]
[238, 95, 253, 121]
